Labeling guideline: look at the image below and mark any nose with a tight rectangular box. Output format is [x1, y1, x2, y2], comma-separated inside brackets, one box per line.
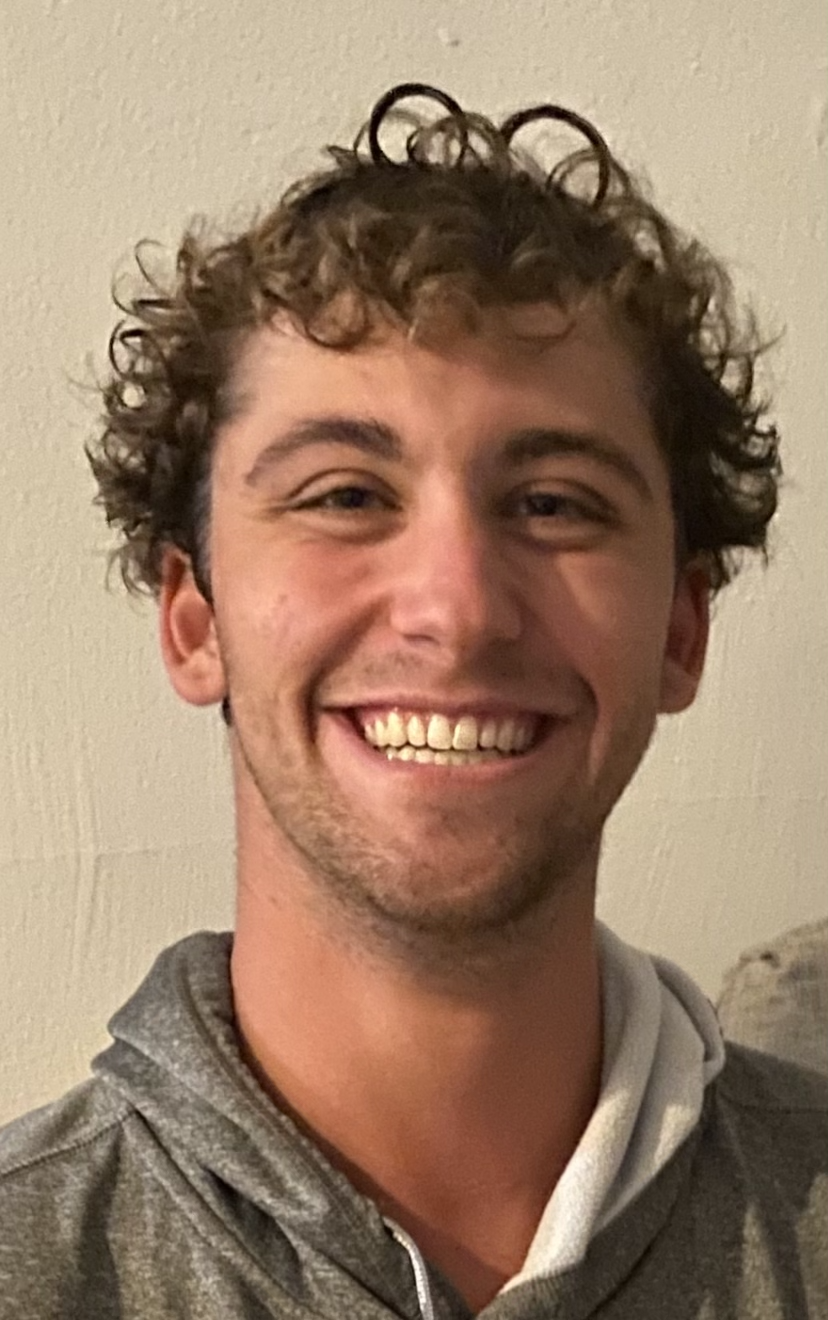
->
[385, 491, 524, 656]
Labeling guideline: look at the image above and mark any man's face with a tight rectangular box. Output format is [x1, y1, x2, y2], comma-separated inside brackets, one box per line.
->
[164, 301, 707, 950]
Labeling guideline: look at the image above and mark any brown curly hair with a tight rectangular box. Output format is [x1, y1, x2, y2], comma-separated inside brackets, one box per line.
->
[89, 82, 780, 599]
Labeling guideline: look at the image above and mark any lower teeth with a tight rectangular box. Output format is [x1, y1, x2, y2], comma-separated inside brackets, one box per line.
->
[382, 746, 506, 765]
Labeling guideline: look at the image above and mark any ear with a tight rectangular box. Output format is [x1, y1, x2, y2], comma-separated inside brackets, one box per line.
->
[658, 561, 710, 714]
[158, 548, 226, 707]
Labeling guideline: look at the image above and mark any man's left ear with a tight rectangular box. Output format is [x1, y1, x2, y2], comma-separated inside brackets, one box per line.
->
[659, 561, 711, 714]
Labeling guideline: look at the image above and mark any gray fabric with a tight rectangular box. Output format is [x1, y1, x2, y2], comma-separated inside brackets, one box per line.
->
[717, 918, 828, 1077]
[1, 932, 826, 1319]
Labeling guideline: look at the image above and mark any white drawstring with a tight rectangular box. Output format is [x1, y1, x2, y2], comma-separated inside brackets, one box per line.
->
[385, 1219, 437, 1320]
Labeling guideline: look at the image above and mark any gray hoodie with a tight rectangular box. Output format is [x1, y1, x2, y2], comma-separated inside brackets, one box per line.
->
[0, 932, 826, 1318]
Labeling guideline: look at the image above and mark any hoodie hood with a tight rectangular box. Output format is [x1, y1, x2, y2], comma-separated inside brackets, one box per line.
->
[93, 933, 439, 1319]
[504, 923, 725, 1288]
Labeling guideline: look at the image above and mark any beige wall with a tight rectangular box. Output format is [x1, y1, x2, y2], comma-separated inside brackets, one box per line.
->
[1, 0, 825, 1123]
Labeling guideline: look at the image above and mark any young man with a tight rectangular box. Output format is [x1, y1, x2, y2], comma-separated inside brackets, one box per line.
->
[1, 84, 824, 1318]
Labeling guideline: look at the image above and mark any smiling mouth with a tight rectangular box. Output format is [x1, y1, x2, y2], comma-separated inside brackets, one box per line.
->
[349, 709, 543, 766]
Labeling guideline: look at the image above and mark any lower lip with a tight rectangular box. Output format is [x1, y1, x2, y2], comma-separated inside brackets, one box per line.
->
[322, 710, 556, 779]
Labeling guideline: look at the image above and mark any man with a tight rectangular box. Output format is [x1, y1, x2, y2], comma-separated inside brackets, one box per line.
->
[0, 83, 824, 1318]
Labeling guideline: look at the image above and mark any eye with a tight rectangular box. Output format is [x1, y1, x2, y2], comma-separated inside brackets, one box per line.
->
[501, 483, 619, 545]
[290, 481, 394, 513]
[518, 491, 591, 519]
[302, 485, 383, 510]
[510, 488, 611, 522]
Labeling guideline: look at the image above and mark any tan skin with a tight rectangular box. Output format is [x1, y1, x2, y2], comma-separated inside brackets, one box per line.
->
[160, 301, 709, 1312]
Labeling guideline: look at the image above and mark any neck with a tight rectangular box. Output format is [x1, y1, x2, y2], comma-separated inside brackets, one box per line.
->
[230, 844, 602, 1312]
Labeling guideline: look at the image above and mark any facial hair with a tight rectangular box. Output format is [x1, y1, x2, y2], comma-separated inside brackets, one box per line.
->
[229, 680, 658, 975]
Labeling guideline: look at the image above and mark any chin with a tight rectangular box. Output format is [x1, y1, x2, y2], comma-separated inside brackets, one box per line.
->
[314, 826, 596, 949]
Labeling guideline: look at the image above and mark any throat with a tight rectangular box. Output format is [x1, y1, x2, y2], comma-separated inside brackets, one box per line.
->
[231, 863, 604, 1313]
[387, 1203, 534, 1314]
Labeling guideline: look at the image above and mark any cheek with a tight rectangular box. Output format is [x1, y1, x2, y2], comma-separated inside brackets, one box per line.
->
[551, 555, 675, 698]
[216, 541, 371, 682]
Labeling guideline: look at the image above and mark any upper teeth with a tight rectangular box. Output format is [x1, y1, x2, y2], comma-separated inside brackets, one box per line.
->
[361, 711, 535, 754]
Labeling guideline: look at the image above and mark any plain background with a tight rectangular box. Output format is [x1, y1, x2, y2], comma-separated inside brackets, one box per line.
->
[1, 0, 825, 1123]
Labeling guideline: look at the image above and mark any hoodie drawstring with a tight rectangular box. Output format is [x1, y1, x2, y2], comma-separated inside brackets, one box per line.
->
[385, 1219, 437, 1320]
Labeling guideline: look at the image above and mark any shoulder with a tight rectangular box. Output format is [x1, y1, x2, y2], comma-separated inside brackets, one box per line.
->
[604, 1046, 828, 1316]
[696, 1044, 827, 1273]
[0, 1081, 134, 1318]
[0, 1076, 132, 1184]
[707, 1041, 828, 1168]
[714, 1039, 828, 1120]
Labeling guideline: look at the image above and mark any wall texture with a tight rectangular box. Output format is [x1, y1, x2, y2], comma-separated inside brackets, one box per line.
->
[1, 0, 825, 1122]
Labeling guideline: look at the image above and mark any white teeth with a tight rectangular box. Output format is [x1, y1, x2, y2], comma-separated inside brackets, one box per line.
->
[384, 746, 501, 766]
[407, 714, 426, 747]
[426, 714, 453, 751]
[385, 711, 407, 748]
[362, 710, 538, 757]
[451, 714, 479, 751]
[515, 724, 533, 751]
[479, 718, 498, 749]
[495, 717, 517, 753]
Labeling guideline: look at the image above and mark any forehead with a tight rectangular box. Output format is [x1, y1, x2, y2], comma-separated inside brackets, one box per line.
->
[234, 299, 638, 390]
[219, 300, 664, 488]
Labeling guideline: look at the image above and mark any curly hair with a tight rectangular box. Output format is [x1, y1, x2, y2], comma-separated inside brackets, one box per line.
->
[89, 82, 780, 599]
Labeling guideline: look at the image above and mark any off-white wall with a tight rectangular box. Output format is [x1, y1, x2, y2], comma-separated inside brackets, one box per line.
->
[1, 0, 825, 1123]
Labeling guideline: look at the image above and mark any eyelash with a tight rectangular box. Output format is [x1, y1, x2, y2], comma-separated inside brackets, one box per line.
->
[285, 482, 613, 527]
[508, 490, 608, 522]
[291, 484, 394, 513]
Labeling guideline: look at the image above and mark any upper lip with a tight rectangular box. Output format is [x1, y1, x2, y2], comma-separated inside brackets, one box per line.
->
[323, 696, 570, 718]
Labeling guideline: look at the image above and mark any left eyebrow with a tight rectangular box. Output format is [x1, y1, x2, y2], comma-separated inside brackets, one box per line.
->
[244, 416, 402, 487]
[500, 427, 655, 503]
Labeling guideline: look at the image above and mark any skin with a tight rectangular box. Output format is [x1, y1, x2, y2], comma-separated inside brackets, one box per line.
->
[160, 300, 709, 1311]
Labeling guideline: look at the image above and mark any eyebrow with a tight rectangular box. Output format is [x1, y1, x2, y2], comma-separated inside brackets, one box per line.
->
[244, 417, 401, 486]
[501, 427, 655, 502]
[243, 414, 654, 502]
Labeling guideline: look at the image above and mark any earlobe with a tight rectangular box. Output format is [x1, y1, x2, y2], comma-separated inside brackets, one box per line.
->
[159, 549, 226, 707]
[659, 562, 711, 714]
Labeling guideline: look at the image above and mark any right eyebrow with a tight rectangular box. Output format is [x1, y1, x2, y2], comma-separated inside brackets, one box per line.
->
[243, 416, 402, 487]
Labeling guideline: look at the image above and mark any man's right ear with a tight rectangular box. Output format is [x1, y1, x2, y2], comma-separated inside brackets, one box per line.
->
[159, 548, 227, 707]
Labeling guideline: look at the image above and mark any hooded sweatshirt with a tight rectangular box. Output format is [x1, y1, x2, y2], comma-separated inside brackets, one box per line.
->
[0, 928, 825, 1319]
